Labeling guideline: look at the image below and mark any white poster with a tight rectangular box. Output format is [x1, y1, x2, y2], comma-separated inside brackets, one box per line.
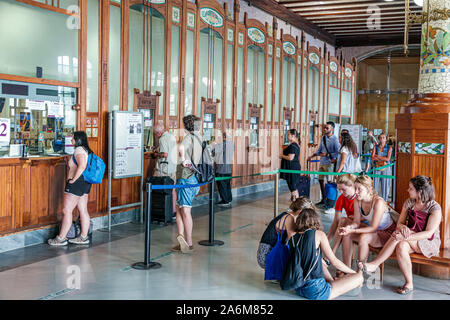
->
[0, 118, 11, 144]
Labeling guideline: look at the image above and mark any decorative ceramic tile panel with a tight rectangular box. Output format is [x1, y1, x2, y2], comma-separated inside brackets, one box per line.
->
[199, 7, 223, 28]
[414, 143, 445, 155]
[268, 44, 273, 56]
[276, 47, 281, 58]
[172, 6, 180, 23]
[330, 61, 338, 72]
[248, 27, 265, 44]
[398, 142, 412, 154]
[282, 41, 296, 55]
[187, 12, 195, 28]
[227, 28, 233, 42]
[238, 32, 244, 45]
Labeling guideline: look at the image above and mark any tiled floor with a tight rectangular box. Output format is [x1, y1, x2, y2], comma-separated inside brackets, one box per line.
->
[0, 187, 449, 300]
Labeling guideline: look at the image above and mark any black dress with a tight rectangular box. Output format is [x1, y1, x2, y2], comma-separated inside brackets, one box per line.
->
[280, 142, 301, 192]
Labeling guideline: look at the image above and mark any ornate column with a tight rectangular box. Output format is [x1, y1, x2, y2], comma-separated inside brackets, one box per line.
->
[396, 0, 450, 279]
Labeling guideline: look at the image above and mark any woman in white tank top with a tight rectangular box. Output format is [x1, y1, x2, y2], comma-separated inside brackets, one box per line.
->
[338, 175, 395, 268]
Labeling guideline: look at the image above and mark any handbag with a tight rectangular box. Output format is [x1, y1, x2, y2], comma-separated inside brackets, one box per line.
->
[280, 230, 320, 291]
[264, 215, 290, 281]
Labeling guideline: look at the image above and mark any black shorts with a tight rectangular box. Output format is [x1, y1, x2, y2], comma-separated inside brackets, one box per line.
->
[65, 175, 92, 197]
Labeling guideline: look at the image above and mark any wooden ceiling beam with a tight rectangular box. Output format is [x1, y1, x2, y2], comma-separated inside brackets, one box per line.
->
[336, 34, 421, 47]
[287, 2, 420, 11]
[309, 11, 419, 20]
[278, 0, 405, 6]
[247, 0, 336, 45]
[296, 7, 420, 16]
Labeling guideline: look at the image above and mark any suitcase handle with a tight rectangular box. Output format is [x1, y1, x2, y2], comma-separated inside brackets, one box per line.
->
[158, 160, 169, 176]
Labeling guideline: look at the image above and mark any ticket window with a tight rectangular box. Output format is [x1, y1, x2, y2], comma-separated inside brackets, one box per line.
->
[0, 81, 77, 158]
[133, 89, 160, 151]
[283, 108, 293, 145]
[309, 111, 319, 145]
[203, 113, 215, 144]
[249, 116, 259, 147]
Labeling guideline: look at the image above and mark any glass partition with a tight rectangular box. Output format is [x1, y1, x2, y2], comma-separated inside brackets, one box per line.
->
[109, 4, 121, 111]
[226, 44, 233, 119]
[0, 0, 78, 82]
[237, 47, 244, 120]
[198, 28, 223, 116]
[185, 29, 195, 115]
[267, 57, 272, 122]
[296, 62, 301, 122]
[87, 0, 99, 112]
[246, 45, 265, 119]
[289, 59, 296, 111]
[274, 59, 280, 122]
[0, 81, 77, 158]
[308, 65, 319, 113]
[329, 74, 340, 115]
[128, 4, 144, 111]
[282, 57, 288, 108]
[170, 25, 180, 117]
[151, 10, 165, 115]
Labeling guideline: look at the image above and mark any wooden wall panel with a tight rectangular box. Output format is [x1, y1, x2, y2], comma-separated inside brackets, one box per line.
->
[47, 161, 66, 222]
[395, 152, 412, 212]
[0, 166, 14, 232]
[14, 163, 32, 229]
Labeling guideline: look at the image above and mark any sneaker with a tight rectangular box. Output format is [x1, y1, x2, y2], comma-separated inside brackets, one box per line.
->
[48, 236, 68, 246]
[325, 208, 335, 214]
[217, 202, 231, 207]
[68, 235, 90, 245]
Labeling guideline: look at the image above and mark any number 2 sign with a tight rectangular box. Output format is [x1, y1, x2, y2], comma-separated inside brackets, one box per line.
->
[0, 118, 11, 144]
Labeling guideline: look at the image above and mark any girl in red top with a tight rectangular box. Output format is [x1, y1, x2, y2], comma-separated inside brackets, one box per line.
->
[328, 174, 358, 261]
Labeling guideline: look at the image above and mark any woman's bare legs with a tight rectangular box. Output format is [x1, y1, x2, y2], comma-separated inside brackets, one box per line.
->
[329, 270, 364, 300]
[77, 194, 90, 238]
[396, 240, 419, 291]
[363, 236, 400, 272]
[176, 206, 193, 246]
[341, 233, 358, 267]
[332, 218, 351, 254]
[58, 193, 80, 239]
[357, 232, 382, 263]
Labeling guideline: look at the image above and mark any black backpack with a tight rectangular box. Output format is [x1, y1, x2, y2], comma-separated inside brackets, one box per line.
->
[189, 134, 215, 183]
[280, 232, 320, 291]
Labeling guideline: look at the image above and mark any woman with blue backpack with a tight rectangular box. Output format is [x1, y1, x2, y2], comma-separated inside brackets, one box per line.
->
[257, 197, 314, 275]
[48, 131, 98, 246]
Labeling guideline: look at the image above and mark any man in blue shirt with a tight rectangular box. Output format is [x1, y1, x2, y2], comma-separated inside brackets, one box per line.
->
[307, 121, 341, 206]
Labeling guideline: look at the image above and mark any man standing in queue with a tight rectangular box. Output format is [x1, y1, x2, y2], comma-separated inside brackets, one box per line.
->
[152, 122, 178, 218]
[212, 131, 235, 207]
[307, 121, 340, 206]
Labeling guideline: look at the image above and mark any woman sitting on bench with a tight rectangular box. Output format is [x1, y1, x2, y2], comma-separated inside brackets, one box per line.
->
[339, 175, 396, 269]
[358, 175, 442, 295]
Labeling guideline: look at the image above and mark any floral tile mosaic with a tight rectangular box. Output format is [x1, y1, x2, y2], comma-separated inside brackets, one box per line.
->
[398, 142, 411, 154]
[414, 143, 445, 155]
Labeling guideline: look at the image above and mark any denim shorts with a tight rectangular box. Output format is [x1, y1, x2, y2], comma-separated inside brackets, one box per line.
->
[177, 175, 200, 208]
[295, 278, 332, 300]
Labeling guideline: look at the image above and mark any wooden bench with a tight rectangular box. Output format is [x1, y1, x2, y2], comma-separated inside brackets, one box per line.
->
[367, 246, 450, 282]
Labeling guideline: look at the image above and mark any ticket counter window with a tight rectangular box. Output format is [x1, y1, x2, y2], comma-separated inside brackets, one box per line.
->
[0, 82, 77, 158]
[140, 108, 154, 149]
[203, 113, 215, 144]
[284, 118, 291, 145]
[309, 121, 315, 144]
[249, 116, 259, 148]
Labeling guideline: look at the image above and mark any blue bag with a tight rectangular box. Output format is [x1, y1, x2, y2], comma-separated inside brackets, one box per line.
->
[73, 153, 105, 184]
[324, 182, 338, 209]
[264, 215, 290, 281]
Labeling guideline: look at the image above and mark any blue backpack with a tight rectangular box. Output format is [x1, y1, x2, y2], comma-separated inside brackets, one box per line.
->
[325, 182, 338, 209]
[73, 152, 105, 184]
[264, 215, 291, 281]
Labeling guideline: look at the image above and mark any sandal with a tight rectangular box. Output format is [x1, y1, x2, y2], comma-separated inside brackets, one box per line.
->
[396, 285, 414, 295]
[48, 235, 68, 246]
[357, 261, 374, 275]
[176, 234, 190, 253]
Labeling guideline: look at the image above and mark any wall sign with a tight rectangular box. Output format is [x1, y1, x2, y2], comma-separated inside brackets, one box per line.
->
[309, 52, 320, 65]
[283, 41, 296, 55]
[238, 32, 244, 45]
[227, 28, 233, 42]
[200, 7, 223, 28]
[187, 12, 195, 28]
[0, 118, 10, 144]
[268, 44, 273, 56]
[172, 6, 180, 23]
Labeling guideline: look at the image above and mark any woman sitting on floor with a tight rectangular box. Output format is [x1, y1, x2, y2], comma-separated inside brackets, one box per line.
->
[288, 208, 363, 300]
[339, 175, 396, 269]
[257, 197, 314, 269]
[359, 175, 442, 295]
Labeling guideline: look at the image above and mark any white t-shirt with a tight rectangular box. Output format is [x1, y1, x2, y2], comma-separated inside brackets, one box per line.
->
[339, 146, 361, 173]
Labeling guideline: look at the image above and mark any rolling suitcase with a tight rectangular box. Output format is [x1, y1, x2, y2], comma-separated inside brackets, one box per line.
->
[296, 162, 311, 197]
[144, 161, 174, 224]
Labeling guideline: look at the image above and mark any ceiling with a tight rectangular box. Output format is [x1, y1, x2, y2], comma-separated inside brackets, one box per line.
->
[253, 0, 424, 47]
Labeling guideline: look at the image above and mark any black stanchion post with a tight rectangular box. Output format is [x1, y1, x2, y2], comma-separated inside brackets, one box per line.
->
[199, 178, 224, 247]
[131, 182, 162, 270]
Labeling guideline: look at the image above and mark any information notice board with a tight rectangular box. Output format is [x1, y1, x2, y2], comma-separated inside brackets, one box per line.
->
[340, 124, 363, 155]
[112, 111, 143, 178]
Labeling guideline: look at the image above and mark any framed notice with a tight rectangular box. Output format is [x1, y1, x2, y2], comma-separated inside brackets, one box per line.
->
[112, 111, 144, 178]
[0, 118, 10, 144]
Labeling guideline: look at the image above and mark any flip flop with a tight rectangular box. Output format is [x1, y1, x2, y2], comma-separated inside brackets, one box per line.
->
[396, 285, 414, 295]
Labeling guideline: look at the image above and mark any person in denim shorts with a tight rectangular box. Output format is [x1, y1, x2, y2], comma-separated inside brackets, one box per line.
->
[172, 115, 203, 254]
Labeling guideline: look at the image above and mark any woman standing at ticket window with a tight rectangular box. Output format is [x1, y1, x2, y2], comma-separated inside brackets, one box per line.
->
[48, 131, 93, 246]
[279, 129, 301, 202]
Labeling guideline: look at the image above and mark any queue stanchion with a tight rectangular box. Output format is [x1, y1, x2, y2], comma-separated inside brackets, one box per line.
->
[199, 178, 224, 247]
[131, 182, 162, 270]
